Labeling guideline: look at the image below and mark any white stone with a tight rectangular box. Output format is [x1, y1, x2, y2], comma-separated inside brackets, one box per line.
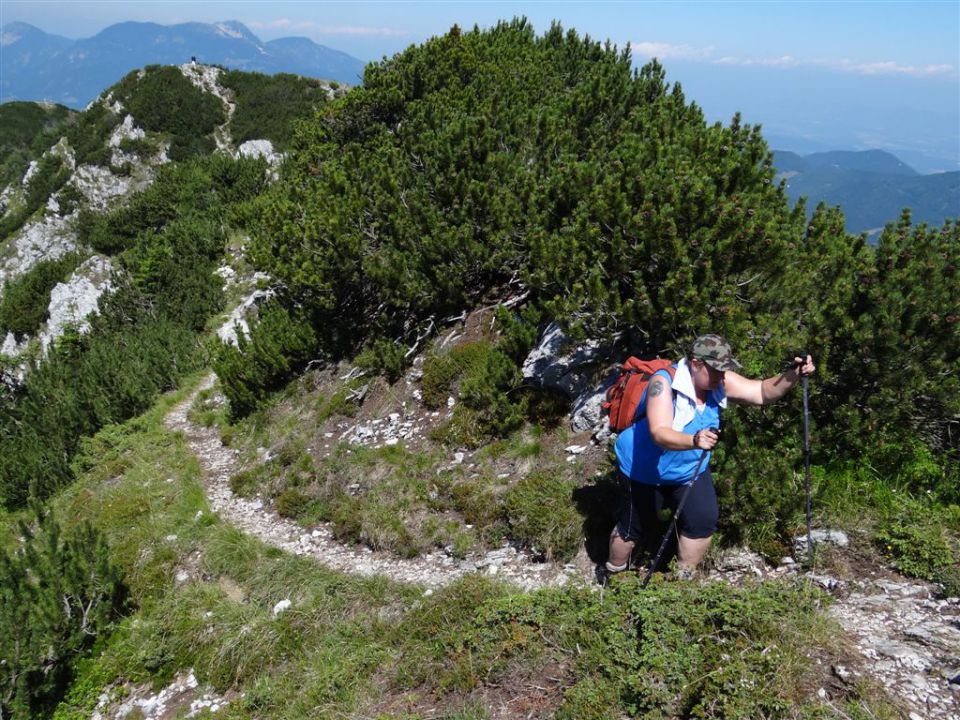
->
[21, 160, 39, 187]
[794, 528, 850, 551]
[272, 598, 292, 616]
[71, 163, 136, 212]
[217, 287, 275, 346]
[0, 212, 78, 292]
[109, 114, 146, 148]
[39, 255, 114, 353]
[215, 265, 236, 281]
[236, 139, 284, 168]
[1, 332, 26, 357]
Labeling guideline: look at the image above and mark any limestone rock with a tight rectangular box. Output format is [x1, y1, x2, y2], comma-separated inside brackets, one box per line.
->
[216, 287, 275, 346]
[70, 163, 137, 212]
[0, 212, 78, 291]
[237, 139, 283, 168]
[108, 114, 146, 148]
[793, 528, 850, 555]
[39, 255, 114, 352]
[522, 321, 614, 433]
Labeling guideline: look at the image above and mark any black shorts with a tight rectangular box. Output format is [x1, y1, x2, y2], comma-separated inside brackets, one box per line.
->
[616, 469, 718, 542]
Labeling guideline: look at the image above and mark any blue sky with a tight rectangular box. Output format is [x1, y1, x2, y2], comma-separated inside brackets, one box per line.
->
[3, 1, 959, 171]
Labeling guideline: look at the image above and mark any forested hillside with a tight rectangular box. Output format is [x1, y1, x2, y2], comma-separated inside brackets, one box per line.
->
[0, 18, 957, 720]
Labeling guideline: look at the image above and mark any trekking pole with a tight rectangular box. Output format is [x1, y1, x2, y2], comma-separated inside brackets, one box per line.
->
[802, 370, 814, 567]
[641, 428, 718, 589]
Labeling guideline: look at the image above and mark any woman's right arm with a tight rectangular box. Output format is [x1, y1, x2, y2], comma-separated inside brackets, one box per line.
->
[646, 376, 717, 451]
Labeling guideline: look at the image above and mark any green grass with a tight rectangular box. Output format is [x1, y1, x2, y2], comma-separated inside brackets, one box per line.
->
[38, 373, 904, 719]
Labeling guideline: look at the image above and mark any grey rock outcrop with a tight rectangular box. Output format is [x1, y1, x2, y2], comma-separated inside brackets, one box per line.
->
[0, 212, 78, 290]
[108, 114, 147, 166]
[70, 163, 140, 212]
[237, 139, 283, 167]
[521, 322, 615, 434]
[216, 285, 274, 346]
[39, 255, 113, 352]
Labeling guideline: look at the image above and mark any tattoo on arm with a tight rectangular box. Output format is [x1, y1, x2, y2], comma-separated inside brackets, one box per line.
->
[649, 379, 665, 398]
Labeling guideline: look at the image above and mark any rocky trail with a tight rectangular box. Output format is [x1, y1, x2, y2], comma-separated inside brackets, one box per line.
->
[161, 374, 960, 720]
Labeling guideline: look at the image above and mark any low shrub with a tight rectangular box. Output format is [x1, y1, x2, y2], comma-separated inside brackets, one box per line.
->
[450, 479, 502, 528]
[215, 302, 320, 419]
[0, 151, 72, 238]
[875, 502, 960, 595]
[315, 387, 360, 422]
[115, 66, 225, 161]
[220, 71, 337, 151]
[0, 102, 74, 188]
[0, 508, 126, 719]
[421, 341, 491, 408]
[62, 102, 120, 166]
[503, 471, 582, 561]
[275, 489, 311, 519]
[354, 338, 408, 383]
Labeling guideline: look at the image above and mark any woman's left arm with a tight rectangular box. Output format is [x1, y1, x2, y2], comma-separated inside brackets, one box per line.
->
[725, 355, 816, 406]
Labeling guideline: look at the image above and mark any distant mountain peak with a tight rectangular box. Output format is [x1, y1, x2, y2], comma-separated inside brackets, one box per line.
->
[1, 21, 70, 46]
[1, 19, 364, 107]
[212, 20, 257, 41]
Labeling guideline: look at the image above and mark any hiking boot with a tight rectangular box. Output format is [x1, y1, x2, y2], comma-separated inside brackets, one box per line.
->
[596, 560, 629, 586]
[595, 563, 610, 586]
[673, 567, 696, 581]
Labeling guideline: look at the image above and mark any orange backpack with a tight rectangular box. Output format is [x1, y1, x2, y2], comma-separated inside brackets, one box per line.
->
[603, 358, 676, 432]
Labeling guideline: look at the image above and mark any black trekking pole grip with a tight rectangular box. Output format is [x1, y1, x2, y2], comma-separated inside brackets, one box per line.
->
[641, 427, 718, 588]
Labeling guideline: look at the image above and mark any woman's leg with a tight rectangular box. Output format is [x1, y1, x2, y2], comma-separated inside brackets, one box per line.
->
[607, 473, 641, 571]
[675, 470, 719, 571]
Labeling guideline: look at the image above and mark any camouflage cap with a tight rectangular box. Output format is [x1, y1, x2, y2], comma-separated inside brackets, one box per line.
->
[691, 334, 742, 372]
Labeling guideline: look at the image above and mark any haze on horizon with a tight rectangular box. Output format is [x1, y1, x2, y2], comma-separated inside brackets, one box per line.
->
[3, 0, 958, 173]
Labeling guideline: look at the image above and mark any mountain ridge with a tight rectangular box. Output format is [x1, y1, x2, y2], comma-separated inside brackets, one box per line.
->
[0, 20, 365, 107]
[773, 148, 959, 234]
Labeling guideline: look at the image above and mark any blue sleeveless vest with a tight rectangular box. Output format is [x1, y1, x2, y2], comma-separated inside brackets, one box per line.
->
[614, 368, 722, 484]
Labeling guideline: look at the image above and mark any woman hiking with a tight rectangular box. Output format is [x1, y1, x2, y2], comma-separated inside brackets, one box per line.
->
[605, 334, 815, 578]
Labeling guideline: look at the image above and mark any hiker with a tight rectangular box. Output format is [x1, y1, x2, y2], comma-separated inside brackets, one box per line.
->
[606, 334, 815, 576]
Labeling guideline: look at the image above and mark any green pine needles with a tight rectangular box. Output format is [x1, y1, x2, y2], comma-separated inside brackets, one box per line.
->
[218, 18, 957, 540]
[0, 507, 126, 719]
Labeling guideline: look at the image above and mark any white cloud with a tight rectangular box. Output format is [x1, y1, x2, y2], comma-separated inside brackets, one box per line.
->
[247, 19, 409, 37]
[716, 54, 954, 77]
[631, 41, 714, 61]
[714, 55, 799, 68]
[825, 59, 954, 77]
[630, 38, 954, 78]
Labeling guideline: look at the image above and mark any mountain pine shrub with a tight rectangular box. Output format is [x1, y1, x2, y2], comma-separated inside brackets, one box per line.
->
[220, 71, 340, 151]
[0, 102, 75, 188]
[0, 507, 125, 719]
[114, 66, 225, 161]
[0, 252, 84, 340]
[0, 150, 73, 239]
